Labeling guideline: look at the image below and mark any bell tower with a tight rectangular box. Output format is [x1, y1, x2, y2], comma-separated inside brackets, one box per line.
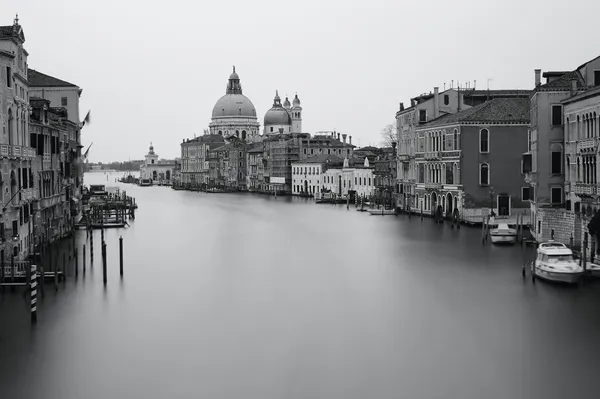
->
[291, 93, 302, 133]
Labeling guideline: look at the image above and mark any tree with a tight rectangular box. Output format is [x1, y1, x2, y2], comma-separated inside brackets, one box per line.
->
[380, 124, 397, 147]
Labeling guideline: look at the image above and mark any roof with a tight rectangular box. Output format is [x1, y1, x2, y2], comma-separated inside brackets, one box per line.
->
[0, 23, 25, 42]
[295, 154, 345, 165]
[27, 68, 78, 87]
[462, 89, 532, 98]
[577, 54, 600, 71]
[420, 97, 530, 128]
[536, 70, 585, 92]
[247, 143, 264, 154]
[562, 85, 600, 106]
[0, 49, 15, 59]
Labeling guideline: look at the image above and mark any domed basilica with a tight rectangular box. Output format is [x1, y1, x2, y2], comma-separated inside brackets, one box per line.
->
[209, 67, 303, 141]
[209, 67, 261, 141]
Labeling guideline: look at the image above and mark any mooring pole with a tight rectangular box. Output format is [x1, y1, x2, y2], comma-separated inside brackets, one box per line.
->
[119, 236, 123, 277]
[90, 231, 94, 261]
[102, 242, 107, 285]
[83, 244, 86, 273]
[31, 264, 37, 324]
[75, 247, 79, 278]
[63, 252, 66, 285]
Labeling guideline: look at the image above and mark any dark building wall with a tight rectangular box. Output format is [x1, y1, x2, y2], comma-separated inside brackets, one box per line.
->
[461, 124, 529, 211]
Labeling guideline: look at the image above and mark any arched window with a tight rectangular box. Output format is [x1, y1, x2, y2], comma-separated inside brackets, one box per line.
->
[479, 128, 489, 153]
[479, 163, 489, 186]
[444, 95, 449, 105]
[453, 163, 459, 185]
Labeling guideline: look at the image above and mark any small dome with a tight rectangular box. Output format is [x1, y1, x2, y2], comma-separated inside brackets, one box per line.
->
[292, 94, 301, 106]
[264, 108, 291, 125]
[283, 96, 291, 109]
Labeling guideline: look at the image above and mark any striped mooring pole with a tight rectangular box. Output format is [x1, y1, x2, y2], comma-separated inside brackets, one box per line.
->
[31, 264, 38, 324]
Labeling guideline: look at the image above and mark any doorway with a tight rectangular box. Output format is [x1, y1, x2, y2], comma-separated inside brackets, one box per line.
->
[498, 194, 510, 216]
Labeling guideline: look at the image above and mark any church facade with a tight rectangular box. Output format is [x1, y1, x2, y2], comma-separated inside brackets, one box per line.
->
[140, 144, 177, 184]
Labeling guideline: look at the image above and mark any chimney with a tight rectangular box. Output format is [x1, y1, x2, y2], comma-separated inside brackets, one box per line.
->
[342, 134, 347, 144]
[337, 132, 341, 141]
[399, 102, 404, 111]
[433, 87, 439, 118]
[535, 69, 541, 87]
[570, 79, 578, 96]
[349, 135, 352, 145]
[410, 99, 415, 107]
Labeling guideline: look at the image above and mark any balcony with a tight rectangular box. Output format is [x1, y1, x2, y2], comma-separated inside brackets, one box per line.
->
[573, 183, 597, 196]
[397, 154, 412, 161]
[0, 144, 36, 159]
[577, 138, 597, 153]
[424, 152, 442, 160]
[424, 182, 442, 190]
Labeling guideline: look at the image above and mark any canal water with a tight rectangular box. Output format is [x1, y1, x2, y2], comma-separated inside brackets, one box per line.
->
[1, 172, 600, 399]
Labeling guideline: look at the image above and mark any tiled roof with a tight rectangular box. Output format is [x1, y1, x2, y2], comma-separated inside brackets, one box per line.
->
[562, 85, 600, 105]
[421, 97, 530, 128]
[0, 24, 24, 41]
[27, 68, 78, 87]
[536, 70, 585, 91]
[296, 154, 345, 164]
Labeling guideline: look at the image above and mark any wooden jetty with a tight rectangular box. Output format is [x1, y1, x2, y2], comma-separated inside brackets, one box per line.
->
[76, 186, 137, 230]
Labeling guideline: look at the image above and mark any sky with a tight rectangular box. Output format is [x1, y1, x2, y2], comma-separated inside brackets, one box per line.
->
[3, 0, 600, 162]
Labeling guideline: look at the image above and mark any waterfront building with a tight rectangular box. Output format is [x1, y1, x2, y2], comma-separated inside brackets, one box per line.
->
[140, 144, 177, 183]
[209, 67, 260, 142]
[322, 156, 375, 198]
[246, 142, 265, 192]
[291, 154, 343, 196]
[525, 61, 598, 243]
[396, 86, 531, 210]
[29, 97, 80, 249]
[208, 136, 247, 190]
[180, 133, 225, 187]
[414, 97, 530, 221]
[0, 16, 37, 260]
[531, 55, 600, 250]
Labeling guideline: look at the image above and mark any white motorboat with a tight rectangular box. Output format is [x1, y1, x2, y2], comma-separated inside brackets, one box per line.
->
[138, 178, 152, 187]
[531, 241, 583, 284]
[490, 223, 517, 244]
[588, 262, 600, 278]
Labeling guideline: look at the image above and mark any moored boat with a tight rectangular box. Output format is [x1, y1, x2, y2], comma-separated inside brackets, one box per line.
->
[138, 178, 152, 186]
[531, 241, 583, 284]
[367, 208, 396, 216]
[490, 223, 517, 244]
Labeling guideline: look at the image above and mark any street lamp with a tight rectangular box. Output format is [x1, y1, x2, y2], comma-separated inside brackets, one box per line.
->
[489, 186, 495, 217]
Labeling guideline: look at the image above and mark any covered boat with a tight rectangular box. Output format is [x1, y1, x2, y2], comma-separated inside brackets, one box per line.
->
[531, 241, 583, 284]
[490, 223, 517, 244]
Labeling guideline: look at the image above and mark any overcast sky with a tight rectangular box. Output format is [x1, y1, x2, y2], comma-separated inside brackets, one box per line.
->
[4, 0, 600, 162]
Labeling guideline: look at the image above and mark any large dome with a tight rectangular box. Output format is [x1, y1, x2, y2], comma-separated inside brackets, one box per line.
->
[212, 94, 257, 119]
[211, 66, 257, 120]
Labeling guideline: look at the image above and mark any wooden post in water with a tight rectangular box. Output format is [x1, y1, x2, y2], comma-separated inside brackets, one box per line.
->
[583, 233, 588, 275]
[0, 256, 4, 295]
[75, 247, 79, 278]
[102, 242, 107, 285]
[53, 247, 58, 291]
[30, 264, 37, 324]
[119, 236, 123, 277]
[63, 252, 66, 285]
[83, 244, 86, 273]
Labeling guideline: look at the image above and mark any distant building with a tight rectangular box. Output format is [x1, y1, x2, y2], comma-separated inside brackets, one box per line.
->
[415, 97, 530, 221]
[263, 91, 302, 135]
[292, 154, 344, 196]
[140, 144, 176, 183]
[246, 142, 264, 192]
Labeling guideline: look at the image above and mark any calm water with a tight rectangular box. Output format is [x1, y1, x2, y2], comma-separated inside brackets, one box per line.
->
[1, 172, 600, 399]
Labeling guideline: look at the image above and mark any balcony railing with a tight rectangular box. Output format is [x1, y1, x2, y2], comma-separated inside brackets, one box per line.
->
[424, 182, 442, 190]
[573, 183, 597, 196]
[0, 144, 36, 159]
[577, 138, 597, 153]
[424, 152, 442, 160]
[397, 154, 412, 161]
